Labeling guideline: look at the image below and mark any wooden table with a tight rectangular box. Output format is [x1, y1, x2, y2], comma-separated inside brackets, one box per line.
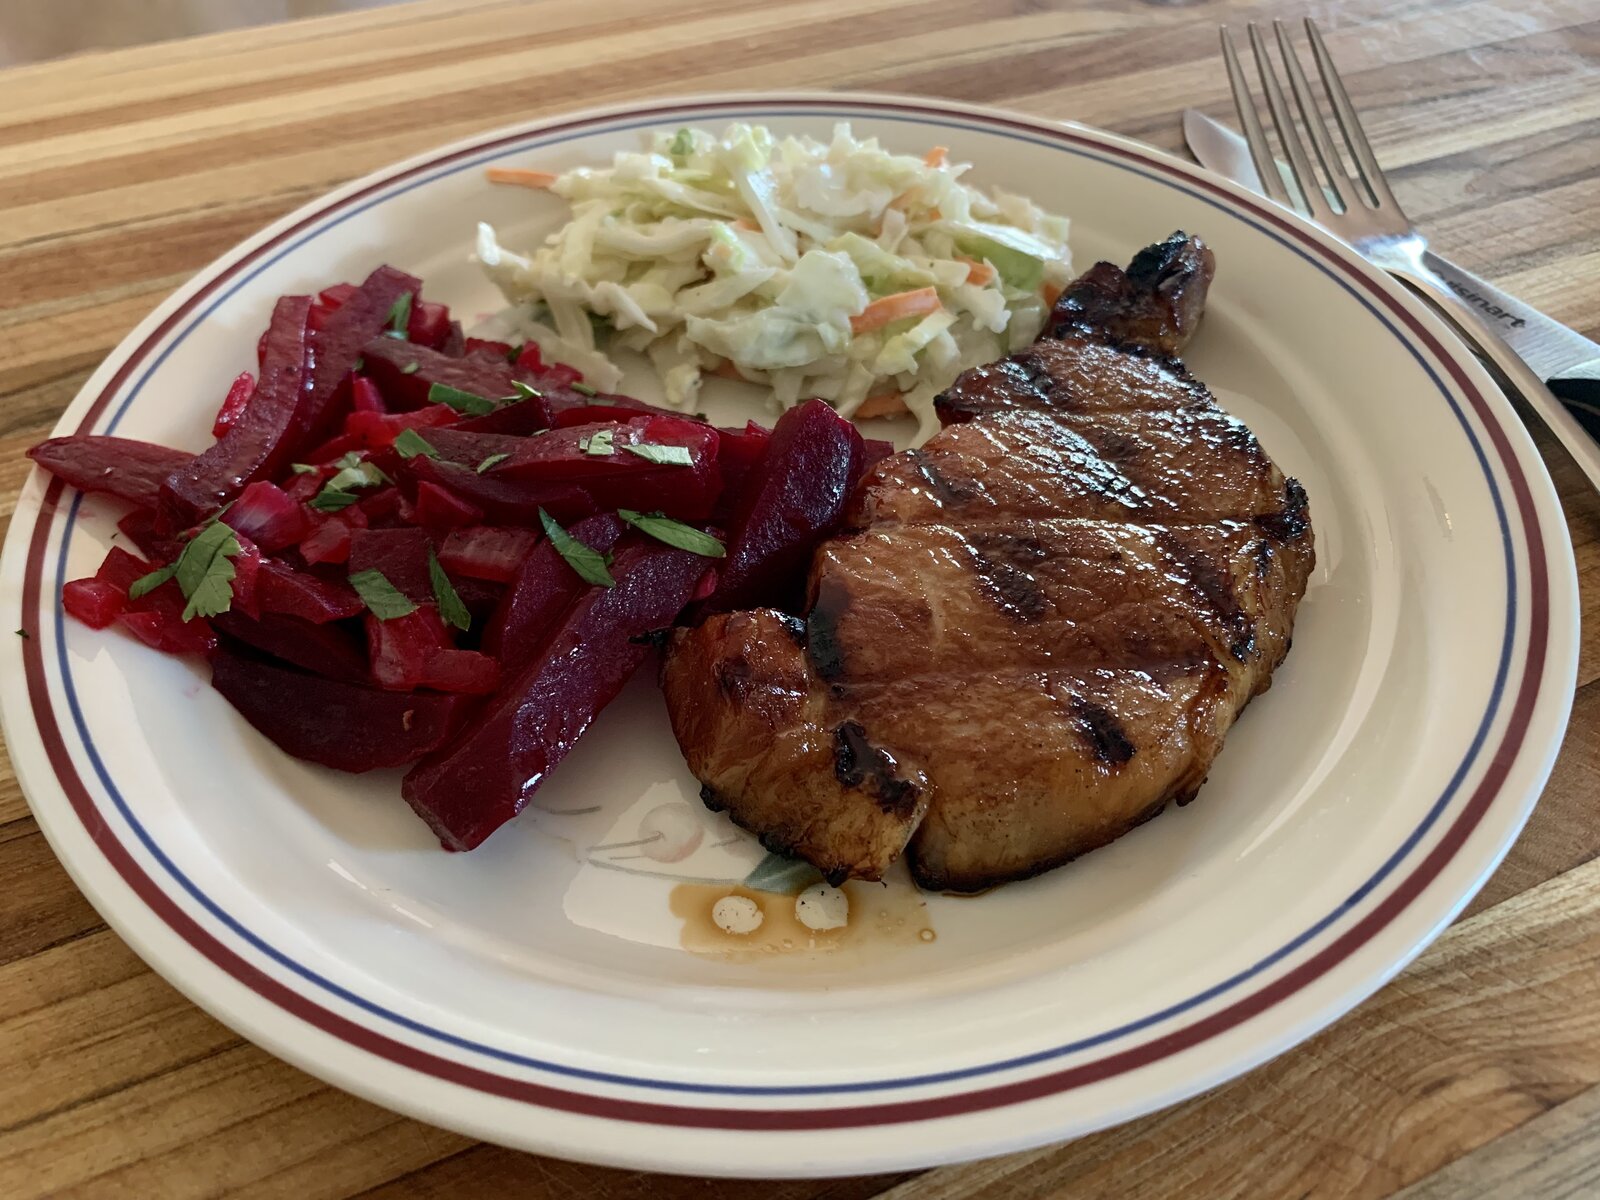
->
[1, 1, 1595, 1195]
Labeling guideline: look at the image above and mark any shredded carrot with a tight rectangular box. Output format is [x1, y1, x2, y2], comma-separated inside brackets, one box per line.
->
[954, 254, 996, 286]
[925, 207, 942, 221]
[923, 145, 949, 168]
[1040, 281, 1064, 309]
[710, 358, 745, 380]
[855, 391, 911, 419]
[732, 217, 758, 231]
[486, 167, 559, 189]
[850, 287, 943, 334]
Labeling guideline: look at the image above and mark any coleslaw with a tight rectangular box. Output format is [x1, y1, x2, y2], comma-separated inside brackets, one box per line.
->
[475, 123, 1073, 443]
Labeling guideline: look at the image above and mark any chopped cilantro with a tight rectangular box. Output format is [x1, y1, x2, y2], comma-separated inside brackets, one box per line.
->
[386, 291, 413, 337]
[582, 430, 615, 456]
[670, 128, 694, 159]
[428, 382, 497, 416]
[539, 509, 615, 587]
[15, 628, 29, 639]
[308, 490, 359, 512]
[349, 568, 417, 619]
[289, 463, 319, 475]
[622, 442, 693, 466]
[400, 361, 420, 375]
[310, 457, 388, 511]
[129, 562, 178, 600]
[571, 382, 597, 396]
[427, 548, 471, 632]
[510, 380, 543, 400]
[618, 509, 725, 558]
[476, 452, 510, 474]
[171, 520, 244, 621]
[393, 428, 439, 460]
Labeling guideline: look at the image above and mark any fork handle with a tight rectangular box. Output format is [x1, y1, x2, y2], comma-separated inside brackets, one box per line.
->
[1390, 267, 1600, 494]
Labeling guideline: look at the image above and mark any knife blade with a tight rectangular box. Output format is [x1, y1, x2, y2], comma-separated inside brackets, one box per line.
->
[1183, 108, 1600, 436]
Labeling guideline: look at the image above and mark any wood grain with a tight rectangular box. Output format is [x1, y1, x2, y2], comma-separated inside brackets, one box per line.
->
[0, 1, 1595, 1196]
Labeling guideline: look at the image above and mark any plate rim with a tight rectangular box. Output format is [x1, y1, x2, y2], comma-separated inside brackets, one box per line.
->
[0, 90, 1580, 1175]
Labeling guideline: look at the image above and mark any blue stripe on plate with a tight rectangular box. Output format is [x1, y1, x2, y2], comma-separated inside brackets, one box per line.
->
[50, 105, 1515, 1096]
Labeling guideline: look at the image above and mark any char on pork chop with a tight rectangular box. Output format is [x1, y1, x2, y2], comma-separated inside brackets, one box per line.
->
[663, 233, 1314, 892]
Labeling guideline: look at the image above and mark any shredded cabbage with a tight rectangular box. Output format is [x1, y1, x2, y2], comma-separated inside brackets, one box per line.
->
[476, 123, 1072, 440]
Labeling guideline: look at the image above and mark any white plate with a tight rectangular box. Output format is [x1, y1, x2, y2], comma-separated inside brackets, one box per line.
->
[0, 94, 1579, 1177]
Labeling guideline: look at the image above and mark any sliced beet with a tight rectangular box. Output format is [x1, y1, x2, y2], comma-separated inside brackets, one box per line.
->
[366, 607, 450, 689]
[403, 457, 590, 525]
[437, 526, 539, 583]
[361, 336, 521, 412]
[404, 417, 721, 523]
[299, 506, 368, 565]
[464, 338, 513, 359]
[63, 578, 124, 629]
[533, 362, 582, 389]
[413, 481, 483, 531]
[350, 376, 386, 413]
[537, 377, 662, 417]
[299, 265, 420, 444]
[348, 528, 434, 603]
[318, 283, 359, 309]
[88, 546, 218, 655]
[483, 415, 715, 487]
[160, 294, 313, 528]
[118, 610, 217, 656]
[230, 536, 263, 619]
[453, 400, 552, 437]
[544, 399, 667, 428]
[481, 513, 625, 667]
[116, 508, 180, 560]
[712, 421, 772, 521]
[214, 611, 367, 682]
[344, 404, 458, 451]
[451, 575, 505, 622]
[96, 546, 154, 591]
[28, 436, 192, 510]
[257, 559, 364, 623]
[401, 538, 709, 850]
[357, 483, 406, 526]
[859, 437, 896, 474]
[211, 649, 470, 772]
[417, 648, 500, 695]
[695, 398, 864, 615]
[222, 481, 310, 552]
[211, 371, 257, 439]
[408, 299, 452, 350]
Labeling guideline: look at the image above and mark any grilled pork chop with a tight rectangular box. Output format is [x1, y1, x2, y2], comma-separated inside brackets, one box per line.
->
[663, 233, 1314, 892]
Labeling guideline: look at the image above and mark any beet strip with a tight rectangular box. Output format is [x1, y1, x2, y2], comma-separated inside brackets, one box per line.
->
[27, 436, 192, 510]
[401, 538, 709, 850]
[298, 265, 421, 443]
[212, 649, 471, 772]
[160, 294, 313, 528]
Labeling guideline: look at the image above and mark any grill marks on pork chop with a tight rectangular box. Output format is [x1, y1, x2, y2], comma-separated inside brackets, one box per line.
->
[663, 232, 1315, 891]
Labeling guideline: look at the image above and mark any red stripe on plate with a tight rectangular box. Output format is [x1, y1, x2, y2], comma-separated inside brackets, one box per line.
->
[17, 98, 1553, 1129]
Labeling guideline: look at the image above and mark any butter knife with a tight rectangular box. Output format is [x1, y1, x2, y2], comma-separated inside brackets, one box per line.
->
[1183, 108, 1600, 442]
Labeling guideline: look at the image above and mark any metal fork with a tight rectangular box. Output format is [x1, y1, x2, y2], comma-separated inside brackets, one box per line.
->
[1222, 18, 1600, 491]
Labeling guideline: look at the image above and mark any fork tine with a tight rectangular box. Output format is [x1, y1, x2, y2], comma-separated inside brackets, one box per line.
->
[1246, 22, 1334, 221]
[1304, 18, 1399, 210]
[1272, 20, 1353, 214]
[1220, 26, 1294, 207]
